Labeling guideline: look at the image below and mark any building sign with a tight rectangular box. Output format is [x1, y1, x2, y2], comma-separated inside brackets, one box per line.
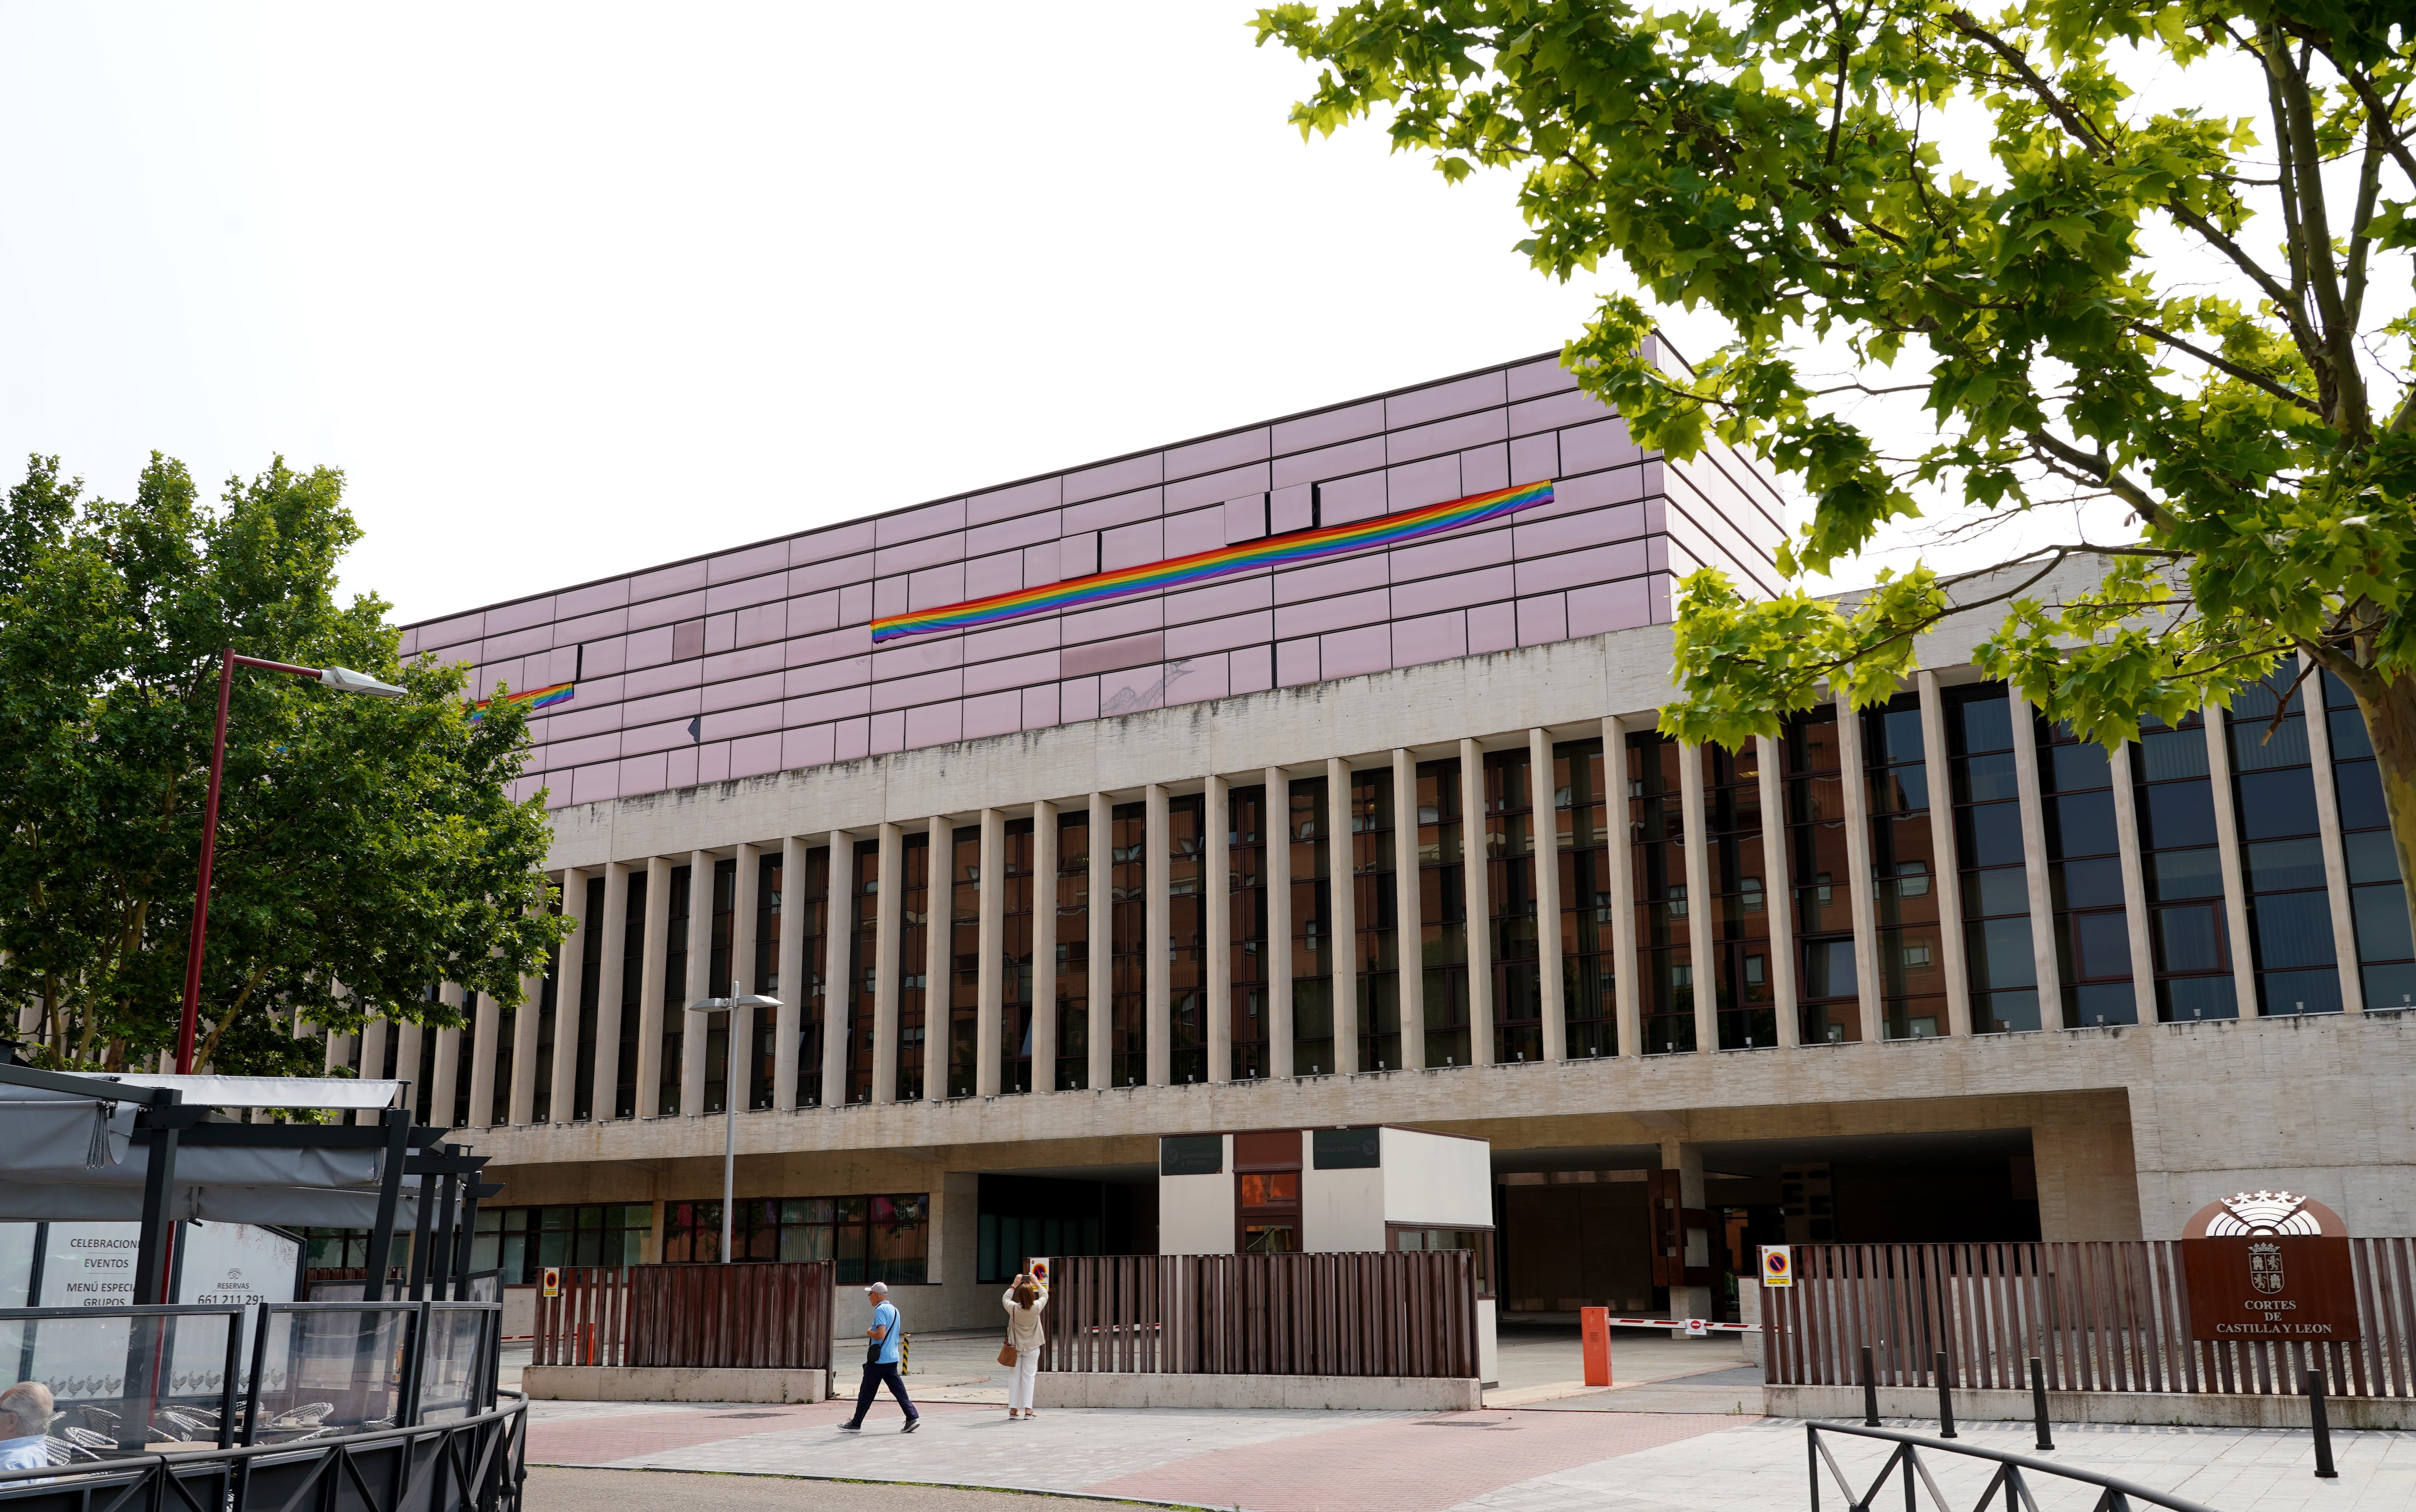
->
[2181, 1191, 2359, 1342]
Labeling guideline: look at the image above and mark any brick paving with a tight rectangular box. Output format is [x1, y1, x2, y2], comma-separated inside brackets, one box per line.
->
[523, 1396, 2416, 1511]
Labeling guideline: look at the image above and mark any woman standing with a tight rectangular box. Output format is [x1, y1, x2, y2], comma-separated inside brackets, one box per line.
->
[1000, 1271, 1047, 1419]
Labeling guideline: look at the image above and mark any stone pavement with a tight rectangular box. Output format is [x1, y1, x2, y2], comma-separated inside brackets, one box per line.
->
[522, 1394, 2416, 1511]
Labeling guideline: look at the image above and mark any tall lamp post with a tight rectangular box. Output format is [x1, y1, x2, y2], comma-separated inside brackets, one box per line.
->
[178, 651, 409, 1073]
[689, 994, 781, 1262]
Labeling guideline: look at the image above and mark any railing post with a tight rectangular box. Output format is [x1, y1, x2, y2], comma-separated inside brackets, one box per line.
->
[1862, 1343, 1880, 1426]
[2030, 1355, 2054, 1451]
[1935, 1348, 1956, 1440]
[2307, 1367, 2338, 1479]
[1806, 1425, 1820, 1512]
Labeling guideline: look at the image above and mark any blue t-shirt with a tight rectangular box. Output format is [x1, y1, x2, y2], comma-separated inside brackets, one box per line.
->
[871, 1301, 902, 1365]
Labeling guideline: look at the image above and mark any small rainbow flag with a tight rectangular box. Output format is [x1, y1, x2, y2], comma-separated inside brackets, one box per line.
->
[469, 682, 575, 721]
[872, 479, 1554, 642]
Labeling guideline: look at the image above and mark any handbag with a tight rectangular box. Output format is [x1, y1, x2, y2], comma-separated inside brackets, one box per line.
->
[997, 1340, 1018, 1368]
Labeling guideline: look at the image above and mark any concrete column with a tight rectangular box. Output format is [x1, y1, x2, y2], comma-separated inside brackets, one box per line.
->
[1833, 690, 1884, 1040]
[1659, 1137, 1713, 1320]
[977, 807, 1005, 1096]
[1031, 803, 1060, 1089]
[1678, 742, 1718, 1052]
[680, 849, 712, 1116]
[428, 1005, 460, 1129]
[545, 869, 586, 1126]
[1915, 671, 1973, 1036]
[1756, 734, 1799, 1047]
[1263, 769, 1294, 1079]
[774, 836, 807, 1110]
[1205, 779, 1232, 1082]
[393, 1018, 425, 1121]
[1325, 758, 1357, 1075]
[509, 967, 541, 1127]
[354, 1018, 387, 1126]
[1528, 728, 1567, 1062]
[732, 842, 761, 1110]
[468, 985, 499, 1128]
[1086, 794, 1112, 1092]
[2201, 703, 2260, 1019]
[1458, 740, 1495, 1064]
[2007, 690, 2062, 1028]
[926, 815, 950, 1103]
[592, 862, 630, 1120]
[1391, 748, 1424, 1069]
[820, 830, 854, 1102]
[634, 856, 672, 1117]
[872, 823, 903, 1102]
[1603, 719, 1642, 1058]
[2108, 742, 2158, 1024]
[2300, 655, 2365, 1011]
[1146, 784, 1172, 1086]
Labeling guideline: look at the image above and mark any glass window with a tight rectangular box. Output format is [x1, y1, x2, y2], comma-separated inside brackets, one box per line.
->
[2323, 671, 2415, 1010]
[1950, 685, 2038, 1033]
[2228, 666, 2339, 1015]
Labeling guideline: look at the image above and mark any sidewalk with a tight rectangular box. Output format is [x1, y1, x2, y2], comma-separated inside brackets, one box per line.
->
[523, 1394, 2416, 1511]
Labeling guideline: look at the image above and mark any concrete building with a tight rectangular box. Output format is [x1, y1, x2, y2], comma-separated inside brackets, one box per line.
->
[356, 348, 2416, 1332]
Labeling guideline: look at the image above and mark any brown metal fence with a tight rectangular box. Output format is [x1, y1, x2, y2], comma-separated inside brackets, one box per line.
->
[1037, 1252, 1480, 1379]
[1763, 1240, 2416, 1399]
[533, 1262, 834, 1370]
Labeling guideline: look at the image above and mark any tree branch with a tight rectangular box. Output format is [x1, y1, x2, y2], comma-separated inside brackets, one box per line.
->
[2129, 321, 2324, 414]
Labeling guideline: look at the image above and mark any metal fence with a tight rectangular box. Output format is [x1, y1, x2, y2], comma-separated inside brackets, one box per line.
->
[1038, 1252, 1481, 1379]
[532, 1262, 833, 1371]
[1763, 1240, 2416, 1398]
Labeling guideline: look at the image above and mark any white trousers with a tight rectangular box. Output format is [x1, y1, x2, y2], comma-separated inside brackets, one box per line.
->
[1007, 1350, 1039, 1409]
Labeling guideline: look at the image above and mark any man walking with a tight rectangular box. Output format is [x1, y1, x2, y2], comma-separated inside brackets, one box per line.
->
[839, 1280, 919, 1432]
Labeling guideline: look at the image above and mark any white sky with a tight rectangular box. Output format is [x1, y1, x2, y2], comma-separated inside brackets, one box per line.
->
[0, 6, 2375, 629]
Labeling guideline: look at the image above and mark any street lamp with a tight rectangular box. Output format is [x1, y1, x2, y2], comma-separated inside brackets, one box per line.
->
[177, 650, 408, 1073]
[689, 994, 781, 1263]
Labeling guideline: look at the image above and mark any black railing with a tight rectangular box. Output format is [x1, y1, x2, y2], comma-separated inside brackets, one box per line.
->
[1808, 1422, 2223, 1512]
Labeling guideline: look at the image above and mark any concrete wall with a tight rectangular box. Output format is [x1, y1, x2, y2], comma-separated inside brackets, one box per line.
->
[1302, 1155, 1384, 1253]
[1381, 1127, 1492, 1228]
[1160, 1148, 1237, 1255]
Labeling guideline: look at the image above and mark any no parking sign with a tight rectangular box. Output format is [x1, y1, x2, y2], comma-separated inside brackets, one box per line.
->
[1759, 1245, 1794, 1287]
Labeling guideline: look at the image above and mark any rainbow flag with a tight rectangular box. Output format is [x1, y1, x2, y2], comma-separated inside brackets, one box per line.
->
[469, 682, 575, 720]
[872, 479, 1554, 642]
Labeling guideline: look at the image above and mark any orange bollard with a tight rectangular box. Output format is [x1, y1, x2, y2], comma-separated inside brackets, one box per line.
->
[1581, 1307, 1612, 1386]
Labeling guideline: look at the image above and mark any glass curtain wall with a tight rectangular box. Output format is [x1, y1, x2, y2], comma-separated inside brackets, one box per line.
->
[786, 847, 832, 1107]
[615, 871, 645, 1117]
[1288, 777, 1335, 1074]
[528, 909, 555, 1125]
[1228, 785, 1270, 1079]
[659, 864, 690, 1116]
[1002, 817, 1036, 1093]
[946, 825, 981, 1097]
[452, 1009, 476, 1128]
[1785, 709, 1857, 1042]
[1865, 695, 1945, 1039]
[2323, 673, 2416, 1008]
[415, 996, 439, 1123]
[1110, 801, 1148, 1086]
[1706, 742, 1775, 1048]
[1169, 795, 1208, 1083]
[749, 852, 779, 1108]
[896, 829, 930, 1100]
[1415, 759, 1471, 1067]
[574, 875, 605, 1120]
[847, 839, 880, 1100]
[2133, 713, 2233, 1020]
[2228, 667, 2342, 1014]
[1553, 739, 1615, 1056]
[1351, 768, 1401, 1071]
[1055, 810, 1091, 1090]
[2036, 719, 2135, 1026]
[703, 857, 736, 1112]
[1948, 684, 2040, 1033]
[1630, 731, 1696, 1054]
[1483, 749, 1545, 1062]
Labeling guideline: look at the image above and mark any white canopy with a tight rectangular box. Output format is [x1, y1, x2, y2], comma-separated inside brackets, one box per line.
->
[101, 1074, 404, 1111]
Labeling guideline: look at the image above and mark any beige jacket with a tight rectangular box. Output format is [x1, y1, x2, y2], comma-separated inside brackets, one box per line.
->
[1002, 1288, 1048, 1353]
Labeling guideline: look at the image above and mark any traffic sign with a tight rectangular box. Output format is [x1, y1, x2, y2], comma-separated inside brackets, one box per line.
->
[541, 1266, 561, 1298]
[1760, 1245, 1794, 1287]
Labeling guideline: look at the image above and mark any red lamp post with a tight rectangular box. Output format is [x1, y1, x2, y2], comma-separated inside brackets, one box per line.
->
[176, 649, 408, 1073]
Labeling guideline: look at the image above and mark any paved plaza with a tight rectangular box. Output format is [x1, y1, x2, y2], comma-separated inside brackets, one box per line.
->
[521, 1368, 2416, 1512]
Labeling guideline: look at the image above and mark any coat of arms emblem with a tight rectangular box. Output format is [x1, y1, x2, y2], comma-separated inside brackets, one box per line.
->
[2249, 1241, 2284, 1295]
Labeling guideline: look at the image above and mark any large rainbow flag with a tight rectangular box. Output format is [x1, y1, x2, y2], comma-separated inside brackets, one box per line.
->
[469, 682, 575, 721]
[872, 479, 1553, 642]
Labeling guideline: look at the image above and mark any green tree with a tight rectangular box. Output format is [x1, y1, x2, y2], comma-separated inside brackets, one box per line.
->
[1255, 2, 2416, 940]
[0, 453, 568, 1074]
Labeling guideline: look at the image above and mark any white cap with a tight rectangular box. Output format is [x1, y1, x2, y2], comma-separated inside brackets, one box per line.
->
[865, 1280, 889, 1295]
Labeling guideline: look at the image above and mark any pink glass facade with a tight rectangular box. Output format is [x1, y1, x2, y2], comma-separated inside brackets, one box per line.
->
[402, 350, 1786, 809]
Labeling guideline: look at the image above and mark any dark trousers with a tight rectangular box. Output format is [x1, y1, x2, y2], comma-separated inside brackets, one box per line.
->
[848, 1361, 917, 1424]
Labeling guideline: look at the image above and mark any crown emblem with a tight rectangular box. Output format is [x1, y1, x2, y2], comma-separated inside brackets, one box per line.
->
[2202, 1191, 2321, 1237]
[2248, 1241, 2285, 1294]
